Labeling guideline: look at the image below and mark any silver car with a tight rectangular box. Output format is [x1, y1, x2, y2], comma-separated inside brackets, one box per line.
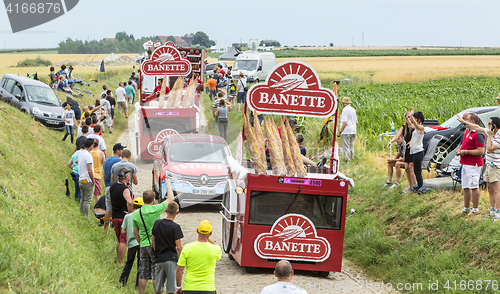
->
[205, 61, 228, 78]
[0, 74, 65, 130]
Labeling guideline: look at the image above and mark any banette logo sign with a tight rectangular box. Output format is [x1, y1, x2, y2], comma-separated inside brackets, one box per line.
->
[4, 0, 79, 33]
[254, 214, 331, 262]
[141, 43, 192, 76]
[247, 61, 337, 118]
[147, 129, 179, 155]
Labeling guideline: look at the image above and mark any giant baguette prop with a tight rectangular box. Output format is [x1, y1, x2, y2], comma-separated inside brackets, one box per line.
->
[263, 115, 286, 176]
[243, 113, 267, 174]
[280, 116, 296, 177]
[285, 118, 307, 177]
[183, 79, 196, 108]
[253, 112, 266, 165]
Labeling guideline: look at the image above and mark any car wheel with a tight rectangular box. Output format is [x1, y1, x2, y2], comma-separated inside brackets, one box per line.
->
[222, 189, 234, 254]
[318, 271, 330, 278]
[255, 78, 259, 83]
[433, 142, 451, 166]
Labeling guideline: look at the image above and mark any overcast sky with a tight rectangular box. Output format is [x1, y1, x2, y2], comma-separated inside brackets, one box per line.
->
[0, 0, 498, 49]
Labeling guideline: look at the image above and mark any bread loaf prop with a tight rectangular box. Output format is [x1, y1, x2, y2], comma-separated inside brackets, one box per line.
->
[243, 113, 266, 174]
[285, 118, 307, 177]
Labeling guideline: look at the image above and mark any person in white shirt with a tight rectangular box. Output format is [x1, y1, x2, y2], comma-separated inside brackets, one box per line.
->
[337, 97, 358, 162]
[115, 82, 128, 118]
[260, 260, 307, 294]
[87, 125, 107, 158]
[78, 138, 95, 217]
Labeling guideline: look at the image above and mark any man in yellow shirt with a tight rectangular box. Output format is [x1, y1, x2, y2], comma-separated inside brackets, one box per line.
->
[90, 138, 105, 203]
[175, 220, 221, 294]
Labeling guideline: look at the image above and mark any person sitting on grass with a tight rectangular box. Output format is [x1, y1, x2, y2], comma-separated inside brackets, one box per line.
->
[383, 135, 406, 189]
[57, 75, 77, 96]
[296, 133, 307, 156]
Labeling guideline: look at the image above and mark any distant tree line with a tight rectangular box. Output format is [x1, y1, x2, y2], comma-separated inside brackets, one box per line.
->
[57, 31, 215, 54]
[259, 40, 281, 47]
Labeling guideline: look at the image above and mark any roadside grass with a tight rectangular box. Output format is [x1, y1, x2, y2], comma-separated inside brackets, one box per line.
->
[0, 104, 140, 293]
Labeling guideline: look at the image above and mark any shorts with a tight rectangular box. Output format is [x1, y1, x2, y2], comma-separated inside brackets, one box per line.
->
[127, 96, 134, 104]
[404, 147, 413, 163]
[484, 164, 500, 183]
[209, 89, 217, 100]
[155, 261, 177, 293]
[139, 246, 156, 280]
[118, 101, 127, 113]
[104, 115, 113, 127]
[461, 164, 482, 189]
[237, 92, 245, 104]
[113, 218, 127, 244]
[105, 187, 112, 212]
[93, 178, 102, 196]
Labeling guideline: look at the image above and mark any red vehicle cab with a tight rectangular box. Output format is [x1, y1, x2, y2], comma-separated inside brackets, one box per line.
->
[152, 134, 231, 207]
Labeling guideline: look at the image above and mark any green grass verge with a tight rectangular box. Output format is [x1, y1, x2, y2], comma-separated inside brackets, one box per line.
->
[0, 70, 142, 292]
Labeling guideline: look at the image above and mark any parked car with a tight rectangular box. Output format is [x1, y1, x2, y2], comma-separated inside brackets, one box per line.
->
[152, 134, 231, 207]
[423, 106, 500, 167]
[205, 61, 228, 78]
[0, 74, 65, 130]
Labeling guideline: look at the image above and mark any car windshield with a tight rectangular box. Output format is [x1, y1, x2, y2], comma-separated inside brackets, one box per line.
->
[233, 60, 258, 71]
[169, 142, 230, 163]
[26, 86, 60, 105]
[441, 110, 467, 129]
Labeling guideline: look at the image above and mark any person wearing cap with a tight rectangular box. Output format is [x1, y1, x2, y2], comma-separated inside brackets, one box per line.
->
[110, 149, 138, 194]
[260, 260, 308, 294]
[143, 79, 170, 104]
[101, 85, 113, 100]
[103, 143, 125, 233]
[133, 187, 175, 294]
[110, 167, 134, 266]
[175, 220, 222, 294]
[119, 197, 144, 287]
[337, 97, 358, 162]
[152, 201, 183, 294]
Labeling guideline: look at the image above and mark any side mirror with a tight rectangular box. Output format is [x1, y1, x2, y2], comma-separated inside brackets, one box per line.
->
[153, 153, 163, 160]
[258, 66, 262, 71]
[15, 94, 21, 99]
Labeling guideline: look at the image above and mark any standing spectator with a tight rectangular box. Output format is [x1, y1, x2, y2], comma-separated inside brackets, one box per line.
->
[100, 94, 113, 134]
[119, 197, 144, 287]
[228, 80, 237, 110]
[456, 113, 485, 217]
[133, 188, 174, 294]
[215, 99, 230, 141]
[78, 138, 95, 217]
[457, 115, 500, 220]
[90, 138, 105, 203]
[175, 220, 221, 294]
[383, 135, 406, 189]
[116, 82, 128, 118]
[77, 117, 93, 139]
[260, 260, 307, 294]
[236, 72, 247, 113]
[106, 90, 116, 128]
[337, 97, 357, 162]
[87, 125, 107, 158]
[205, 77, 217, 101]
[80, 104, 103, 122]
[103, 143, 125, 233]
[62, 103, 77, 144]
[101, 85, 113, 100]
[125, 80, 136, 113]
[152, 201, 183, 294]
[296, 133, 307, 156]
[62, 95, 81, 125]
[216, 73, 227, 92]
[75, 125, 89, 151]
[110, 168, 134, 266]
[67, 145, 82, 201]
[110, 149, 138, 194]
[406, 111, 428, 193]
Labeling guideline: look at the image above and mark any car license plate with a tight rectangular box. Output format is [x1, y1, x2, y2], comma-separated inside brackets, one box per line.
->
[193, 189, 215, 195]
[46, 120, 59, 125]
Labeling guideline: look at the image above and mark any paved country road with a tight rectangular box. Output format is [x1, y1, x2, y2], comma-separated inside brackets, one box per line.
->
[117, 111, 395, 294]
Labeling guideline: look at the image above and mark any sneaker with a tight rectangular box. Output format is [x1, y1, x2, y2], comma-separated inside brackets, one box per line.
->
[465, 210, 479, 218]
[492, 215, 500, 222]
[403, 188, 414, 194]
[415, 186, 430, 194]
[413, 184, 418, 190]
[390, 183, 398, 189]
[489, 210, 496, 217]
[382, 183, 391, 188]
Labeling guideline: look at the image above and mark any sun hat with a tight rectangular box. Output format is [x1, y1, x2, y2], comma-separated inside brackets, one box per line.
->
[342, 97, 351, 104]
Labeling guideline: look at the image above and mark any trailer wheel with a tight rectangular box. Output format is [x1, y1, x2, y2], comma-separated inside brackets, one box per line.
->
[245, 267, 257, 274]
[318, 271, 330, 278]
[222, 190, 234, 254]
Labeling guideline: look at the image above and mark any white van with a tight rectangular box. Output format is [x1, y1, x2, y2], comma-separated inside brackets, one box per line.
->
[231, 52, 276, 83]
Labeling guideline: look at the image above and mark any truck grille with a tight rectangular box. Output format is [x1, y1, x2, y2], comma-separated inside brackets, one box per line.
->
[180, 175, 227, 187]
